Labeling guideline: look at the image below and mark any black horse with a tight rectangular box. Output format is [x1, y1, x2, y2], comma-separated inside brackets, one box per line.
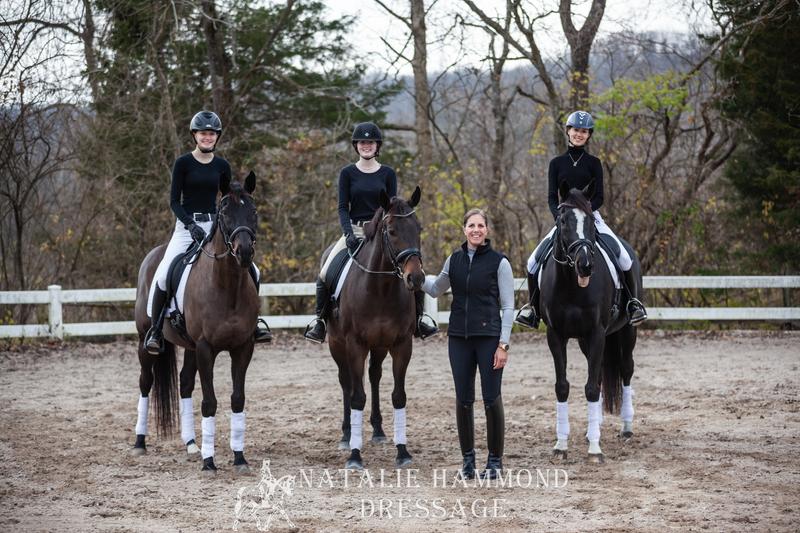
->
[132, 173, 261, 473]
[540, 182, 639, 463]
[327, 187, 424, 470]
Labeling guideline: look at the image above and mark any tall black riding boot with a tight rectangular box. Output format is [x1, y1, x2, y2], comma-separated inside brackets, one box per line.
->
[414, 290, 439, 339]
[455, 401, 476, 479]
[481, 396, 505, 480]
[304, 278, 331, 343]
[514, 271, 540, 329]
[622, 269, 647, 326]
[144, 286, 168, 355]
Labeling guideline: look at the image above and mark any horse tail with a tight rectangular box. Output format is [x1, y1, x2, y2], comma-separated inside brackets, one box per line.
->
[602, 331, 623, 414]
[152, 341, 178, 436]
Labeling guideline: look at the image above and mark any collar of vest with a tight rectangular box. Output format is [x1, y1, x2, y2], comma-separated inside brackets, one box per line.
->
[461, 239, 493, 255]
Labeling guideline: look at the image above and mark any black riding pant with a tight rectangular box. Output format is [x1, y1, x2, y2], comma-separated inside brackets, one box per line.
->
[448, 335, 503, 406]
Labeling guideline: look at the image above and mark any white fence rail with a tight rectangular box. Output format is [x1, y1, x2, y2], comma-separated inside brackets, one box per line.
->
[1, 276, 798, 339]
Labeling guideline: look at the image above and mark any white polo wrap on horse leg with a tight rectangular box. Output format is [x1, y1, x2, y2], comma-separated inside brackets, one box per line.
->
[230, 411, 245, 452]
[180, 398, 195, 444]
[621, 385, 634, 422]
[349, 409, 363, 451]
[587, 400, 602, 454]
[393, 408, 407, 445]
[135, 396, 149, 435]
[554, 401, 569, 450]
[201, 416, 216, 459]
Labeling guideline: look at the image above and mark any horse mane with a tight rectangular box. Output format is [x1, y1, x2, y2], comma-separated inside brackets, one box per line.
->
[562, 188, 593, 216]
[228, 181, 245, 198]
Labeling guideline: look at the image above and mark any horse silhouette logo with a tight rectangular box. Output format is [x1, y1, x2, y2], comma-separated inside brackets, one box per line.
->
[233, 460, 296, 531]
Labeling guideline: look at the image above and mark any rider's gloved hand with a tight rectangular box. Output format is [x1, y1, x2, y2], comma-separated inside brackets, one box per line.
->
[188, 223, 207, 243]
[345, 233, 360, 253]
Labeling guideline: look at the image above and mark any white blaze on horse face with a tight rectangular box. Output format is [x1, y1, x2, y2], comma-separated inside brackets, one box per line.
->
[573, 208, 587, 240]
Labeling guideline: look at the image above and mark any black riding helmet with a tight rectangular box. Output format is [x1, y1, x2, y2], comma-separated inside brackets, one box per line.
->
[190, 110, 223, 152]
[351, 122, 383, 157]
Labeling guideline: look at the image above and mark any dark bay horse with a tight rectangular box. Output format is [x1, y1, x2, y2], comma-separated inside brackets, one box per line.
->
[132, 172, 260, 473]
[540, 182, 640, 463]
[328, 186, 424, 470]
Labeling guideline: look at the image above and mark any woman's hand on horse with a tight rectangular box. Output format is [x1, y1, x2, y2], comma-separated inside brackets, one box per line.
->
[189, 223, 206, 243]
[345, 233, 360, 253]
[493, 347, 508, 369]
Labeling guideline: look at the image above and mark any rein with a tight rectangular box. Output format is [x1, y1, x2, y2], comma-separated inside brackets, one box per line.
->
[349, 208, 422, 278]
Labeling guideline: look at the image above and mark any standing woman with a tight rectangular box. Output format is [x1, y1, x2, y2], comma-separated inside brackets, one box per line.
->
[304, 121, 438, 343]
[515, 110, 647, 329]
[144, 111, 271, 354]
[422, 209, 514, 479]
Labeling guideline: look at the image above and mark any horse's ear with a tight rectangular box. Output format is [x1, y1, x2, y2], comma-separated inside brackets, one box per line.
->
[581, 179, 595, 200]
[245, 171, 256, 194]
[559, 181, 571, 203]
[379, 189, 391, 210]
[409, 185, 421, 208]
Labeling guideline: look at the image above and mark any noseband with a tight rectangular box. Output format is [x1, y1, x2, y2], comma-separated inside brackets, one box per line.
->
[351, 209, 423, 278]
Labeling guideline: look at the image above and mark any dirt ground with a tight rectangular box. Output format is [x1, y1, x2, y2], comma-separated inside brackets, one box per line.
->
[1, 329, 798, 532]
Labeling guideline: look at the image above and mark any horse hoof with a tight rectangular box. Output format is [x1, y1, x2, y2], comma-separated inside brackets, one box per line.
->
[588, 453, 605, 464]
[338, 440, 351, 451]
[201, 457, 218, 473]
[395, 444, 412, 467]
[620, 430, 634, 439]
[371, 435, 388, 444]
[550, 449, 567, 463]
[130, 446, 147, 457]
[345, 449, 363, 470]
[186, 440, 200, 455]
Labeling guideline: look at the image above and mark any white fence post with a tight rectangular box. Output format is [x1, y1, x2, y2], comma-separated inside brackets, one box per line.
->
[48, 285, 63, 340]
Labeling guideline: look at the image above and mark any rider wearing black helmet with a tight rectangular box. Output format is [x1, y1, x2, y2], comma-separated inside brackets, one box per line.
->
[304, 121, 439, 343]
[144, 111, 271, 354]
[515, 110, 647, 329]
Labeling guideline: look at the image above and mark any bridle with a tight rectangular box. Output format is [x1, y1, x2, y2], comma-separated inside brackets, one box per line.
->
[197, 193, 257, 261]
[350, 208, 423, 278]
[552, 203, 595, 268]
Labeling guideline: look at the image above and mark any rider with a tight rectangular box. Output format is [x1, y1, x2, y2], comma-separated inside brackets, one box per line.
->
[304, 121, 439, 343]
[515, 110, 647, 329]
[144, 111, 271, 354]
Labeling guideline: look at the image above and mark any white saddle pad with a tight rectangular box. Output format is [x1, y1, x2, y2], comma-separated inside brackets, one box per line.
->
[333, 258, 354, 300]
[146, 264, 194, 318]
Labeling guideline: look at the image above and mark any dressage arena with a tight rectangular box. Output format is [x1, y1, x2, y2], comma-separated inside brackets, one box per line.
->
[1, 330, 798, 531]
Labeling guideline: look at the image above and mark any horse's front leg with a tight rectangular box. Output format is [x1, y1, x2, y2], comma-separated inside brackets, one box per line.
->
[547, 327, 570, 462]
[196, 339, 220, 473]
[345, 339, 369, 470]
[585, 329, 606, 463]
[368, 349, 388, 444]
[229, 341, 255, 475]
[390, 337, 413, 467]
[179, 349, 200, 456]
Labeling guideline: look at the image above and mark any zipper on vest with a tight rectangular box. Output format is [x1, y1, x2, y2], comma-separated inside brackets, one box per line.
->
[464, 254, 472, 338]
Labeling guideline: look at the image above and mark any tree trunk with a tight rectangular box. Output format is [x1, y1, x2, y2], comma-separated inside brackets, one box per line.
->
[559, 0, 606, 110]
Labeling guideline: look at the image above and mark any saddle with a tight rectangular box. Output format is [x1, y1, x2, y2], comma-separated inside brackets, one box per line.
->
[322, 248, 351, 294]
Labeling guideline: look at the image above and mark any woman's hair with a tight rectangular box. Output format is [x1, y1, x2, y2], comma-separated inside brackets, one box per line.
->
[462, 208, 489, 227]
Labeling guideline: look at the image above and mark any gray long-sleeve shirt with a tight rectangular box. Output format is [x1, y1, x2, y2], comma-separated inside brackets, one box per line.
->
[422, 250, 515, 344]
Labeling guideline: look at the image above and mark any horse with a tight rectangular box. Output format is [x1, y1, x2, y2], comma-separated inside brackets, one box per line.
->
[132, 172, 261, 473]
[327, 186, 425, 470]
[539, 181, 639, 463]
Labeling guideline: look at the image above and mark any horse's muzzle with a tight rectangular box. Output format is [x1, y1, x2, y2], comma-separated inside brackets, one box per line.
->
[402, 257, 425, 290]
